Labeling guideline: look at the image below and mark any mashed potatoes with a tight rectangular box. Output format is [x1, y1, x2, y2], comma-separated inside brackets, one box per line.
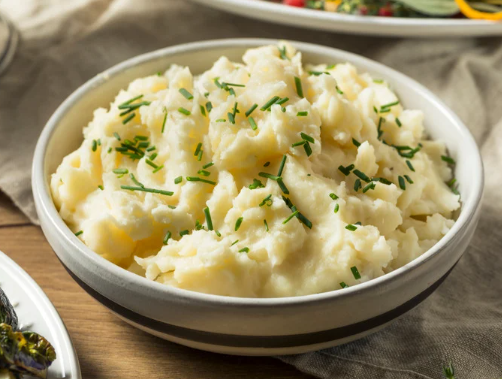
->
[51, 43, 460, 297]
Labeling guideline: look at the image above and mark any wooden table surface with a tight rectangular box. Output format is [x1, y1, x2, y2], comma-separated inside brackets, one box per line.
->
[0, 193, 312, 379]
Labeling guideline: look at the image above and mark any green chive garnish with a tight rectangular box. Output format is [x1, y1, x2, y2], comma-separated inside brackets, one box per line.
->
[197, 170, 210, 177]
[130, 173, 144, 188]
[327, 64, 336, 69]
[186, 177, 216, 185]
[259, 194, 273, 207]
[278, 46, 288, 60]
[245, 104, 258, 117]
[346, 224, 357, 231]
[264, 219, 269, 232]
[373, 79, 384, 84]
[340, 282, 349, 288]
[441, 155, 455, 164]
[168, 205, 176, 209]
[248, 117, 258, 130]
[353, 169, 370, 183]
[330, 193, 339, 200]
[380, 101, 399, 111]
[206, 102, 213, 113]
[276, 97, 289, 106]
[406, 160, 415, 172]
[228, 112, 235, 124]
[200, 105, 206, 117]
[174, 176, 182, 184]
[194, 143, 202, 157]
[204, 207, 213, 230]
[178, 107, 191, 116]
[303, 141, 313, 157]
[152, 165, 164, 174]
[202, 162, 214, 169]
[294, 77, 303, 98]
[249, 179, 265, 190]
[362, 182, 376, 193]
[334, 203, 339, 213]
[373, 106, 378, 113]
[92, 140, 97, 152]
[292, 140, 306, 147]
[283, 210, 299, 224]
[161, 109, 168, 133]
[398, 176, 406, 190]
[197, 150, 203, 161]
[396, 118, 402, 127]
[118, 94, 143, 108]
[338, 164, 355, 176]
[259, 172, 280, 181]
[300, 132, 315, 144]
[146, 159, 159, 169]
[231, 239, 239, 246]
[297, 111, 308, 117]
[277, 155, 287, 177]
[239, 247, 249, 253]
[163, 231, 171, 245]
[354, 179, 362, 192]
[351, 266, 361, 279]
[263, 162, 270, 167]
[113, 168, 129, 175]
[179, 88, 193, 100]
[336, 86, 344, 95]
[372, 177, 393, 185]
[113, 132, 121, 141]
[261, 96, 280, 111]
[277, 178, 289, 194]
[352, 138, 361, 147]
[235, 217, 243, 231]
[215, 230, 221, 237]
[120, 185, 173, 196]
[180, 230, 189, 237]
[98, 185, 104, 190]
[216, 119, 226, 123]
[404, 175, 413, 184]
[122, 112, 135, 124]
[75, 230, 83, 236]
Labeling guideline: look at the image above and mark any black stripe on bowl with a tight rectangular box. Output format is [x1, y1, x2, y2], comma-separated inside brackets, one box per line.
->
[62, 263, 454, 349]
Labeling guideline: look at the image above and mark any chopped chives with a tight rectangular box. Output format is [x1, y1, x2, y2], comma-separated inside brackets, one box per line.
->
[353, 169, 371, 183]
[264, 162, 271, 167]
[113, 168, 129, 175]
[261, 96, 280, 111]
[75, 230, 83, 236]
[186, 176, 216, 185]
[231, 239, 239, 246]
[118, 94, 143, 108]
[354, 179, 362, 192]
[200, 105, 206, 117]
[228, 112, 235, 124]
[276, 97, 289, 106]
[377, 117, 384, 139]
[108, 147, 112, 153]
[264, 219, 269, 232]
[334, 203, 340, 213]
[228, 88, 236, 96]
[345, 224, 357, 231]
[239, 247, 249, 253]
[340, 282, 349, 288]
[204, 207, 213, 230]
[259, 172, 280, 181]
[278, 45, 288, 60]
[206, 101, 213, 113]
[297, 111, 308, 117]
[309, 71, 329, 76]
[338, 164, 355, 176]
[146, 159, 159, 169]
[404, 175, 413, 184]
[277, 178, 289, 194]
[336, 86, 344, 95]
[380, 100, 400, 110]
[120, 185, 173, 196]
[352, 138, 361, 147]
[198, 170, 210, 176]
[283, 210, 299, 224]
[351, 266, 361, 280]
[292, 140, 306, 147]
[216, 119, 226, 123]
[215, 230, 221, 237]
[194, 143, 202, 156]
[259, 194, 273, 207]
[235, 217, 243, 231]
[202, 162, 214, 169]
[174, 176, 182, 184]
[204, 92, 210, 98]
[406, 160, 415, 172]
[362, 182, 376, 193]
[398, 176, 406, 190]
[179, 88, 193, 100]
[224, 82, 245, 88]
[379, 108, 391, 114]
[98, 185, 104, 190]
[372, 177, 393, 185]
[163, 231, 171, 245]
[180, 230, 189, 237]
[441, 155, 455, 164]
[137, 141, 149, 149]
[373, 79, 384, 84]
[97, 139, 101, 146]
[152, 165, 164, 173]
[249, 178, 265, 190]
[161, 109, 168, 133]
[130, 173, 144, 188]
[249, 117, 258, 130]
[245, 104, 258, 117]
[146, 146, 156, 152]
[373, 106, 378, 113]
[197, 150, 203, 161]
[122, 112, 135, 124]
[178, 107, 191, 116]
[296, 212, 312, 229]
[327, 64, 336, 69]
[330, 193, 339, 200]
[300, 132, 315, 144]
[113, 132, 121, 141]
[396, 118, 402, 127]
[92, 140, 97, 152]
[168, 205, 176, 209]
[277, 155, 287, 177]
[303, 141, 313, 157]
[294, 77, 304, 98]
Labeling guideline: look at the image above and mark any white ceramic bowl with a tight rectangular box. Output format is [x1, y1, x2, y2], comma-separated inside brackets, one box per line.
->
[33, 39, 483, 356]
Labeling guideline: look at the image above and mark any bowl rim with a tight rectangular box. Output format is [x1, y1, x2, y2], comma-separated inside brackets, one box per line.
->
[32, 38, 484, 307]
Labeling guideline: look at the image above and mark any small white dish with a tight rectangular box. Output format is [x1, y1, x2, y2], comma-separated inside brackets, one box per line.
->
[189, 0, 502, 37]
[33, 39, 483, 356]
[0, 251, 81, 378]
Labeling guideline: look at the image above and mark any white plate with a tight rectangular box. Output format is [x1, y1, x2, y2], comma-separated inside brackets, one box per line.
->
[0, 251, 81, 379]
[189, 0, 502, 37]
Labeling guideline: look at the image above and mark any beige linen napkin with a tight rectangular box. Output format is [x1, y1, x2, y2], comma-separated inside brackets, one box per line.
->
[0, 0, 501, 377]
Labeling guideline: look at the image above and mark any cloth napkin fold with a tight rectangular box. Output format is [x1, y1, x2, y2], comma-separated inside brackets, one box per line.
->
[1, 0, 501, 378]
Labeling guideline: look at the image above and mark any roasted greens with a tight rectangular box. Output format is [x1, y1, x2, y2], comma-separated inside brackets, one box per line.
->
[0, 287, 56, 379]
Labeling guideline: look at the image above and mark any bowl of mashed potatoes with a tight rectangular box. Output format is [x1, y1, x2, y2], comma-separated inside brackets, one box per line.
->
[32, 39, 483, 355]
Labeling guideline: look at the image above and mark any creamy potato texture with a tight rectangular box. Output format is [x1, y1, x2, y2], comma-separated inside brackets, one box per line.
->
[51, 43, 460, 297]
